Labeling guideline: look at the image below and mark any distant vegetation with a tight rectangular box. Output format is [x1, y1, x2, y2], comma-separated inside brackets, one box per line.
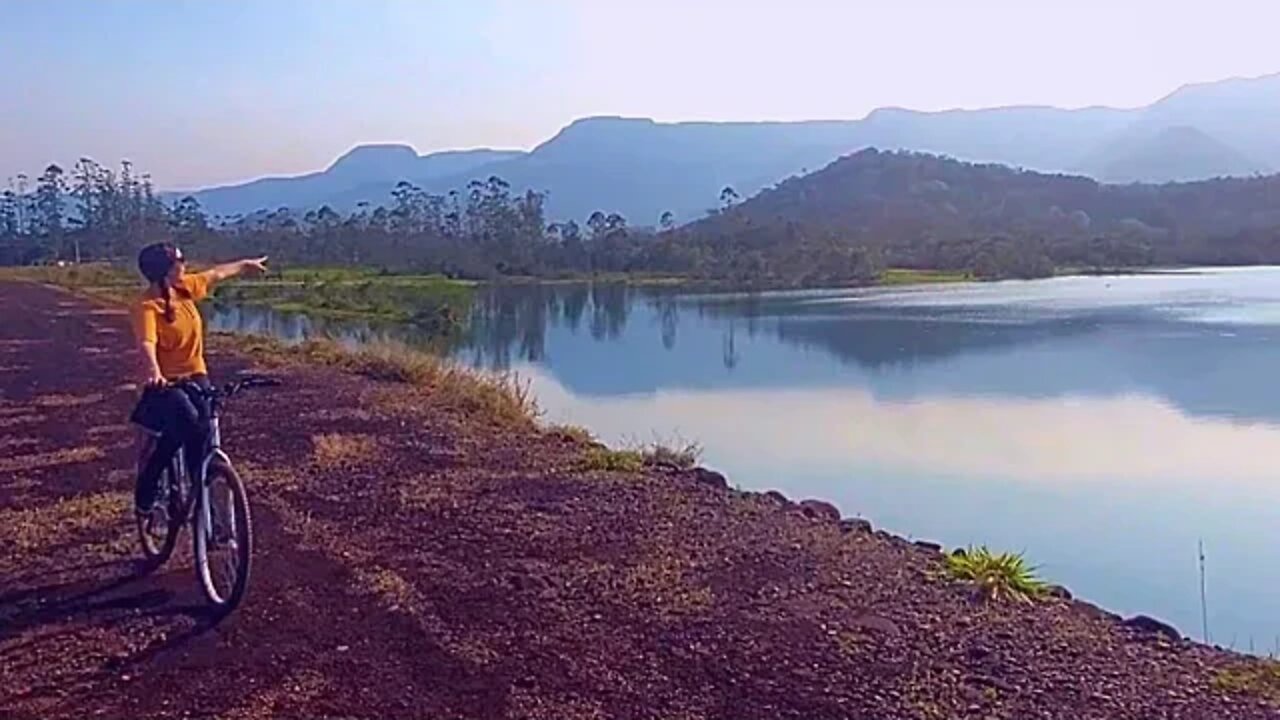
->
[686, 149, 1280, 282]
[5, 149, 1280, 288]
[211, 271, 472, 334]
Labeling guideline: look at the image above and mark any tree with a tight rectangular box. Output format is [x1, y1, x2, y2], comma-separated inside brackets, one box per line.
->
[0, 188, 17, 238]
[586, 211, 608, 241]
[34, 164, 68, 260]
[719, 186, 740, 210]
[14, 173, 31, 236]
[604, 212, 627, 236]
[172, 194, 212, 255]
[71, 158, 101, 233]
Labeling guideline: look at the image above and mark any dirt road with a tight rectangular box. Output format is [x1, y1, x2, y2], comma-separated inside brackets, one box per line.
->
[1, 281, 1276, 719]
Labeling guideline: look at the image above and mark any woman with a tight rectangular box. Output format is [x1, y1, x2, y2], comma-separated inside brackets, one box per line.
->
[129, 242, 267, 517]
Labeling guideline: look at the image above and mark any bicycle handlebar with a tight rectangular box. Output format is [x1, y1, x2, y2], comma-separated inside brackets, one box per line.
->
[163, 374, 281, 400]
[220, 374, 282, 398]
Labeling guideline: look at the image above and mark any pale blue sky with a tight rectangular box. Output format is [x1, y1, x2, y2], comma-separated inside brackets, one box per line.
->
[3, 0, 1278, 189]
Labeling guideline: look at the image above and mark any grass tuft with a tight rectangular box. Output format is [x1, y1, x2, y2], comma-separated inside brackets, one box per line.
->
[1215, 660, 1280, 704]
[580, 447, 646, 473]
[945, 545, 1047, 603]
[353, 566, 423, 614]
[549, 423, 595, 444]
[635, 437, 703, 469]
[311, 433, 379, 468]
[573, 433, 703, 472]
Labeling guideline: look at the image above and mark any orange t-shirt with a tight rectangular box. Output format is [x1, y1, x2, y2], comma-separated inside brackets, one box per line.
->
[130, 271, 215, 378]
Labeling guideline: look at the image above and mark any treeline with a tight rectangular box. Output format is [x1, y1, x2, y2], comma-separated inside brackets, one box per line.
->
[1, 160, 170, 265]
[690, 149, 1280, 280]
[7, 150, 1280, 286]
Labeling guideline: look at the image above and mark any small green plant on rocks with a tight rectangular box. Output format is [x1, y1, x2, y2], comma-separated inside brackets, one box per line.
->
[945, 545, 1047, 603]
[1215, 660, 1280, 704]
[580, 447, 645, 473]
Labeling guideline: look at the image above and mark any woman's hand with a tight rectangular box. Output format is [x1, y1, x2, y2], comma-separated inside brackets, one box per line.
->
[139, 340, 165, 388]
[144, 367, 166, 388]
[240, 256, 269, 276]
[205, 256, 270, 283]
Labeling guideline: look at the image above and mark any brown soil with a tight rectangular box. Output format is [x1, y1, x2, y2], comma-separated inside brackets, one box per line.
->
[1, 280, 1277, 720]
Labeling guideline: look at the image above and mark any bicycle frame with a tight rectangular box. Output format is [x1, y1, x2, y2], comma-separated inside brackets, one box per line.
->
[172, 374, 276, 507]
[195, 400, 233, 543]
[141, 373, 276, 611]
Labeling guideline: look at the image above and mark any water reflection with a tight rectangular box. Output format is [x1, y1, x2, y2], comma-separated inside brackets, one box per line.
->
[209, 275, 1280, 424]
[206, 270, 1280, 647]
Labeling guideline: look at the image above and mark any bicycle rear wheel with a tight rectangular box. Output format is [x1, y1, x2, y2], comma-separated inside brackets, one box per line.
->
[137, 459, 183, 563]
[193, 458, 253, 611]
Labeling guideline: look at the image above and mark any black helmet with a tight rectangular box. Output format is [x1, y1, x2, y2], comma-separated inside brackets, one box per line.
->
[137, 243, 184, 283]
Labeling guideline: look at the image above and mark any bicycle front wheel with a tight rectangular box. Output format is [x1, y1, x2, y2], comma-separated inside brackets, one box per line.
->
[193, 458, 253, 611]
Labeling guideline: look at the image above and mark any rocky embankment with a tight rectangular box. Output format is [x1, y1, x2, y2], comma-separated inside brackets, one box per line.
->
[1, 280, 1278, 719]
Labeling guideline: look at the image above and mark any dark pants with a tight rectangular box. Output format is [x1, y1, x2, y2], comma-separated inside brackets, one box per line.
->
[129, 376, 211, 511]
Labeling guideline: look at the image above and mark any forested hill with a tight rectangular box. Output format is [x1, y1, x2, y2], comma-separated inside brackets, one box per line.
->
[7, 150, 1280, 288]
[676, 149, 1280, 279]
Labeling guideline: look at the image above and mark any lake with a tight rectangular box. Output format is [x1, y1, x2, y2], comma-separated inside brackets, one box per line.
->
[209, 267, 1280, 652]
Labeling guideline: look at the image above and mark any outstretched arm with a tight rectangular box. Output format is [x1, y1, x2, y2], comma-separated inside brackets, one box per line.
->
[203, 256, 269, 283]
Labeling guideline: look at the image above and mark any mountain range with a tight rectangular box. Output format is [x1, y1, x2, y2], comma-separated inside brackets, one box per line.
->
[180, 72, 1280, 225]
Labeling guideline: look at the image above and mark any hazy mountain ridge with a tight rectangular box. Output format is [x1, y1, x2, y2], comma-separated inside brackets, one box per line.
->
[1082, 126, 1268, 184]
[180, 72, 1280, 223]
[185, 146, 525, 218]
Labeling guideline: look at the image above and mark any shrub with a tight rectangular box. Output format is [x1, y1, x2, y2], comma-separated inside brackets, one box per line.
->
[636, 438, 703, 469]
[945, 545, 1047, 603]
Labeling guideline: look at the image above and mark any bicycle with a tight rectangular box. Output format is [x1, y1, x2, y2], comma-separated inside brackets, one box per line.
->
[135, 374, 280, 612]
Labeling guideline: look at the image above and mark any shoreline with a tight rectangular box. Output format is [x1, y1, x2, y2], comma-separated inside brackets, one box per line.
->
[2, 277, 1280, 717]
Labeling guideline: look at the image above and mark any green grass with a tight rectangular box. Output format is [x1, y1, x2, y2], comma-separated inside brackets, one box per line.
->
[212, 274, 474, 332]
[272, 266, 480, 286]
[580, 447, 646, 473]
[1215, 660, 1280, 704]
[945, 546, 1047, 603]
[577, 437, 703, 472]
[878, 268, 974, 286]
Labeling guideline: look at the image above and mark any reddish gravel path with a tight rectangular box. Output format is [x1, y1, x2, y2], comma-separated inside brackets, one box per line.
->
[1, 280, 1277, 720]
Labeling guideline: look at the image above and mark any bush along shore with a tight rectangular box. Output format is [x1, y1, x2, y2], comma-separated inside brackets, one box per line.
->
[2, 275, 1280, 718]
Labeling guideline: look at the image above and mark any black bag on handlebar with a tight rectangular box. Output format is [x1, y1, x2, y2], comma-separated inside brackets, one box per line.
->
[129, 375, 212, 436]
